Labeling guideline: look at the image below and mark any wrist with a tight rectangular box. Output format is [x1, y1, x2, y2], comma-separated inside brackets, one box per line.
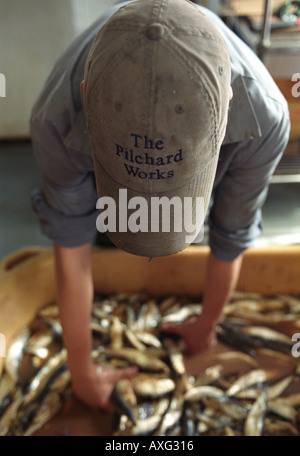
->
[67, 351, 94, 378]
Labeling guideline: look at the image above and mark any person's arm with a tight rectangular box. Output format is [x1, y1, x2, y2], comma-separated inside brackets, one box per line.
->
[54, 242, 138, 410]
[162, 251, 243, 355]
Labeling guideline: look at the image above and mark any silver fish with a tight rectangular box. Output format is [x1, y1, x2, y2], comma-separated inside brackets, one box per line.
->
[244, 391, 267, 436]
[135, 331, 162, 348]
[23, 392, 62, 436]
[194, 410, 237, 434]
[184, 385, 226, 402]
[131, 374, 175, 399]
[264, 418, 299, 436]
[138, 300, 161, 330]
[240, 326, 292, 346]
[159, 296, 181, 315]
[25, 346, 49, 360]
[193, 365, 223, 387]
[154, 409, 182, 436]
[124, 328, 147, 351]
[0, 372, 16, 404]
[0, 388, 23, 436]
[43, 318, 62, 338]
[162, 337, 186, 376]
[160, 304, 201, 325]
[110, 317, 124, 349]
[234, 375, 293, 401]
[111, 378, 137, 424]
[226, 369, 271, 397]
[267, 401, 297, 422]
[114, 414, 162, 436]
[38, 303, 60, 319]
[22, 348, 67, 407]
[5, 328, 30, 382]
[202, 396, 250, 421]
[214, 351, 258, 368]
[26, 326, 55, 349]
[269, 393, 300, 408]
[103, 347, 170, 373]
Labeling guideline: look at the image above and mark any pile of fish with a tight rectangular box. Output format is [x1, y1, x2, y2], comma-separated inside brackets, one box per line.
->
[0, 291, 300, 436]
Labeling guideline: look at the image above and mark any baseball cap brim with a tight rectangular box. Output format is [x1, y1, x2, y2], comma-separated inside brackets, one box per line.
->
[93, 150, 219, 258]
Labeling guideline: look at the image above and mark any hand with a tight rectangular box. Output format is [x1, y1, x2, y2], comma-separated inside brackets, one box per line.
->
[71, 361, 138, 410]
[161, 315, 217, 356]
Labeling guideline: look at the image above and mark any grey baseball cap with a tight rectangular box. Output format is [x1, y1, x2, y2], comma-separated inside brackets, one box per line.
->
[84, 0, 231, 257]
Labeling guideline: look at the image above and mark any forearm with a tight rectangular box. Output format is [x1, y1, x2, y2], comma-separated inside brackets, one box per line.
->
[201, 251, 243, 325]
[54, 242, 94, 374]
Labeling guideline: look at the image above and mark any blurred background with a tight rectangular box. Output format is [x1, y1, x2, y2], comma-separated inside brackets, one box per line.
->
[0, 0, 300, 260]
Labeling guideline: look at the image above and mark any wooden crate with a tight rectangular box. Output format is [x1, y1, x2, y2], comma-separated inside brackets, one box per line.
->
[1, 245, 300, 435]
[1, 245, 300, 374]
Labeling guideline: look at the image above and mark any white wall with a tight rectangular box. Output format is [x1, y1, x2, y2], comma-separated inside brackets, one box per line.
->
[0, 0, 116, 139]
[0, 0, 297, 139]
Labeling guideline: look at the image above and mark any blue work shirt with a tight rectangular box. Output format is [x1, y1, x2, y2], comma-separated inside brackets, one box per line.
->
[30, 2, 290, 261]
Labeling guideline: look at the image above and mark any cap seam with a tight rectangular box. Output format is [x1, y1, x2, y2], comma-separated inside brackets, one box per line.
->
[158, 38, 218, 152]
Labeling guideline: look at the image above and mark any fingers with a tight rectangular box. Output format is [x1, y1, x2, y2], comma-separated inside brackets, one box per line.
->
[112, 365, 139, 381]
[160, 321, 188, 336]
[97, 364, 138, 381]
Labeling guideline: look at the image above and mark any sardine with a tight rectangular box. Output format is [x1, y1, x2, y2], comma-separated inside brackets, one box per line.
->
[184, 385, 226, 402]
[240, 326, 292, 346]
[138, 300, 161, 330]
[109, 317, 124, 349]
[234, 376, 293, 401]
[269, 393, 300, 408]
[5, 328, 30, 382]
[214, 351, 258, 368]
[38, 303, 59, 319]
[162, 337, 186, 376]
[193, 365, 223, 387]
[22, 348, 67, 406]
[26, 326, 56, 349]
[124, 328, 147, 351]
[25, 346, 49, 360]
[264, 418, 299, 436]
[216, 325, 257, 357]
[267, 401, 296, 422]
[43, 318, 62, 338]
[202, 396, 250, 420]
[159, 296, 181, 315]
[135, 332, 162, 348]
[266, 375, 293, 400]
[154, 409, 182, 436]
[226, 369, 271, 397]
[111, 378, 137, 424]
[131, 374, 175, 399]
[0, 373, 15, 404]
[23, 392, 62, 436]
[195, 410, 238, 434]
[103, 347, 170, 373]
[244, 391, 266, 436]
[114, 414, 162, 436]
[0, 388, 23, 436]
[160, 304, 202, 325]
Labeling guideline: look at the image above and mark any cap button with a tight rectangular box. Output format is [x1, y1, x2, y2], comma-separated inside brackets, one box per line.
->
[145, 23, 165, 40]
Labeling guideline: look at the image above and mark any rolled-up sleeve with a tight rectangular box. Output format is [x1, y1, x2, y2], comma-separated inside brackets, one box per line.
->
[30, 118, 98, 247]
[209, 98, 290, 262]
